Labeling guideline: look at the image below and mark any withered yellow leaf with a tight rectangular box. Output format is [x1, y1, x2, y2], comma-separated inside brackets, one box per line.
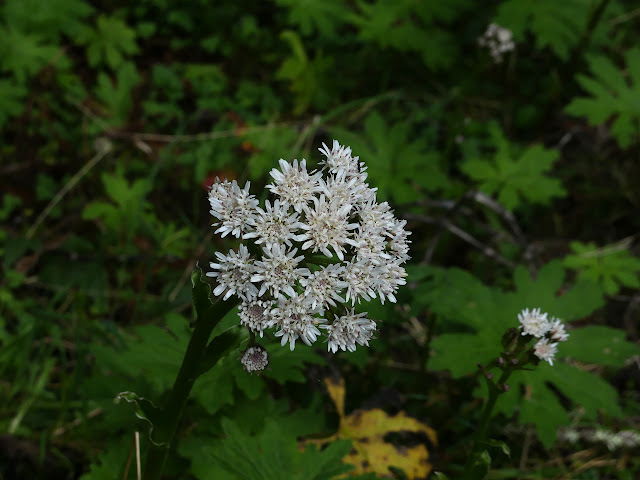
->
[303, 377, 437, 479]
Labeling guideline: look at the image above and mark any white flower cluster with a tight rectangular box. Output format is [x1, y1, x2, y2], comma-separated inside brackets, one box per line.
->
[518, 308, 569, 365]
[207, 141, 411, 354]
[559, 427, 640, 451]
[478, 23, 515, 63]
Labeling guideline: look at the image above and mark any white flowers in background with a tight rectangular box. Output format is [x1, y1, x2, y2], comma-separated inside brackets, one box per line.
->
[559, 427, 640, 451]
[518, 307, 569, 365]
[478, 23, 515, 63]
[207, 140, 411, 359]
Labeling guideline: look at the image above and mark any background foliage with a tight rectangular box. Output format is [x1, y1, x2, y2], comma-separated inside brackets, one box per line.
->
[1, 0, 640, 478]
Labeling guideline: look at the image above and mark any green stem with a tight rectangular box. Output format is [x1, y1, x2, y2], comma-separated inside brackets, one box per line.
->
[142, 298, 236, 480]
[461, 367, 513, 479]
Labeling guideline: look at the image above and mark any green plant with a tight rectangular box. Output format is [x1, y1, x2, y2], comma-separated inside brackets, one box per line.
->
[461, 123, 566, 210]
[566, 48, 640, 148]
[563, 240, 640, 295]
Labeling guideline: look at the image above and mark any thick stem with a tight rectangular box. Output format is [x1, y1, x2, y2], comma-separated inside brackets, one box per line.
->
[142, 298, 236, 480]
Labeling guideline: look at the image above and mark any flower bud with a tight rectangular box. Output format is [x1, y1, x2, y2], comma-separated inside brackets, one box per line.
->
[241, 345, 270, 373]
[501, 327, 519, 351]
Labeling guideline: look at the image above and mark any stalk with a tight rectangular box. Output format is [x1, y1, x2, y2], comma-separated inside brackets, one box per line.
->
[142, 297, 236, 480]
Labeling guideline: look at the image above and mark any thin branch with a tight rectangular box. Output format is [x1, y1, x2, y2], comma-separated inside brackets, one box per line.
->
[406, 213, 516, 268]
[27, 143, 111, 239]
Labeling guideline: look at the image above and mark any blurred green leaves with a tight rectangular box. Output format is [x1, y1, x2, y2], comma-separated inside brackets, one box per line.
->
[563, 240, 640, 295]
[566, 48, 640, 148]
[461, 123, 566, 210]
[415, 260, 637, 446]
[76, 14, 139, 69]
[331, 111, 450, 203]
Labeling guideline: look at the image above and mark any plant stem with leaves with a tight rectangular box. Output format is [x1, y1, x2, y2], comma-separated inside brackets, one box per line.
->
[142, 269, 238, 480]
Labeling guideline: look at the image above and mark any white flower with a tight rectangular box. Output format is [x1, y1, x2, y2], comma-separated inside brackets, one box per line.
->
[241, 345, 270, 373]
[548, 317, 569, 342]
[518, 307, 550, 337]
[208, 179, 258, 238]
[350, 228, 390, 264]
[207, 245, 258, 300]
[322, 309, 376, 353]
[207, 140, 412, 361]
[271, 294, 325, 350]
[251, 243, 310, 298]
[533, 337, 558, 365]
[478, 23, 515, 63]
[298, 194, 358, 260]
[319, 168, 372, 208]
[343, 259, 377, 305]
[318, 140, 361, 175]
[242, 199, 304, 249]
[373, 260, 407, 304]
[357, 199, 396, 235]
[388, 218, 411, 264]
[267, 158, 322, 212]
[238, 299, 274, 337]
[300, 264, 347, 309]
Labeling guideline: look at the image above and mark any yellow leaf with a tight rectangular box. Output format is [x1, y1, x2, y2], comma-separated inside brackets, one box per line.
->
[303, 377, 437, 479]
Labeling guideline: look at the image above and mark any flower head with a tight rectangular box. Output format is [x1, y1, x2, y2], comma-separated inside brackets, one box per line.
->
[322, 309, 376, 353]
[533, 337, 558, 365]
[518, 307, 550, 337]
[478, 23, 515, 63]
[251, 243, 310, 298]
[267, 159, 322, 212]
[208, 179, 258, 238]
[207, 245, 257, 301]
[548, 317, 569, 342]
[208, 140, 411, 361]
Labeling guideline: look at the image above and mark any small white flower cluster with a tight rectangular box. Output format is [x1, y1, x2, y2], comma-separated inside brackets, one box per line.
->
[207, 140, 411, 355]
[559, 427, 640, 451]
[478, 23, 515, 63]
[518, 308, 569, 366]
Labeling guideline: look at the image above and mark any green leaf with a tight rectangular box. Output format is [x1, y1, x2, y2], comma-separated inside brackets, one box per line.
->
[566, 48, 640, 148]
[495, 0, 615, 60]
[3, 0, 93, 40]
[494, 362, 625, 447]
[330, 111, 450, 203]
[0, 79, 27, 128]
[563, 241, 640, 295]
[461, 123, 565, 210]
[275, 0, 350, 37]
[422, 260, 630, 446]
[208, 418, 354, 480]
[79, 443, 132, 480]
[561, 326, 640, 366]
[94, 62, 141, 127]
[0, 27, 60, 82]
[76, 14, 139, 69]
[265, 342, 325, 384]
[347, 0, 468, 70]
[276, 30, 335, 114]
